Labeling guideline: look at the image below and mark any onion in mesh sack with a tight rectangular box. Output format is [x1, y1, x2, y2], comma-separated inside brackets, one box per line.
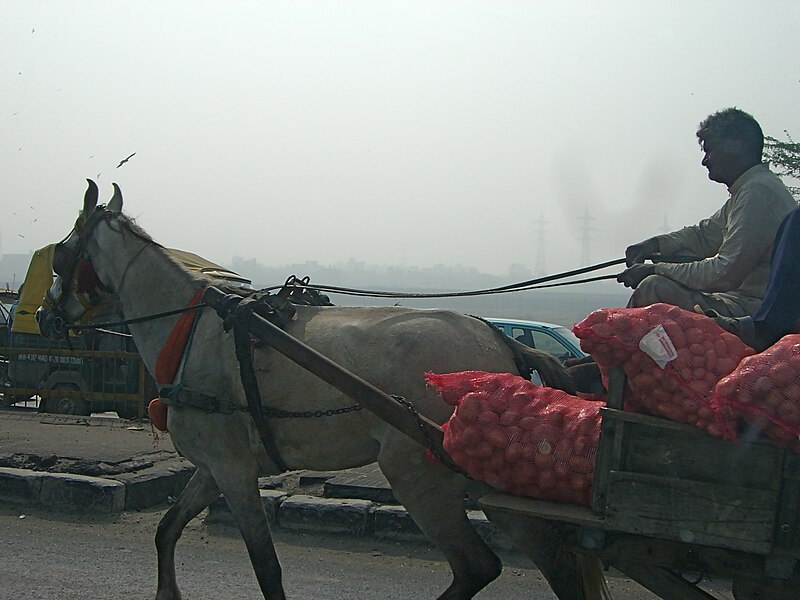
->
[427, 371, 602, 506]
[573, 303, 753, 439]
[714, 334, 800, 452]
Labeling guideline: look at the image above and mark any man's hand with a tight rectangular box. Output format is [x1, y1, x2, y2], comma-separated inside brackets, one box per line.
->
[617, 264, 656, 288]
[625, 237, 660, 267]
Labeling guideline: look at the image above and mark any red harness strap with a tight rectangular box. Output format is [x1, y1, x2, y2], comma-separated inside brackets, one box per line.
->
[148, 287, 205, 432]
[155, 287, 205, 384]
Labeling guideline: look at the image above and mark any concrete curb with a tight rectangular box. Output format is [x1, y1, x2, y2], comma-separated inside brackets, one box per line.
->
[1, 462, 515, 553]
[0, 457, 195, 513]
[110, 459, 195, 510]
[204, 490, 516, 552]
[0, 467, 125, 514]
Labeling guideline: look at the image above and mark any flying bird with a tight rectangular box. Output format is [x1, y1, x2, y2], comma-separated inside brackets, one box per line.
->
[116, 152, 136, 168]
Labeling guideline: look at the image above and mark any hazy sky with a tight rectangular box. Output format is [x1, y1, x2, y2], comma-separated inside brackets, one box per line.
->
[3, 1, 799, 283]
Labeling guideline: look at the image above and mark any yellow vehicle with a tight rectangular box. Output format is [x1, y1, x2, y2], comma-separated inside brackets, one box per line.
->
[1, 245, 250, 417]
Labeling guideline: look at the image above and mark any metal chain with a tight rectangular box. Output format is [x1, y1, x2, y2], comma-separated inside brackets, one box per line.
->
[391, 394, 470, 478]
[261, 403, 364, 418]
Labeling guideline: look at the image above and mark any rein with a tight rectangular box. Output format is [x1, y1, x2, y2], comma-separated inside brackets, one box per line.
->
[66, 303, 209, 332]
[260, 257, 626, 300]
[115, 239, 154, 299]
[56, 257, 625, 334]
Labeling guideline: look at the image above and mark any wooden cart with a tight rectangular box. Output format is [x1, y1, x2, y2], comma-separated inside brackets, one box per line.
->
[205, 286, 799, 599]
[479, 368, 800, 599]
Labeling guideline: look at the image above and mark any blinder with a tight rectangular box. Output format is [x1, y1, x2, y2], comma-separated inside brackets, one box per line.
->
[41, 205, 116, 332]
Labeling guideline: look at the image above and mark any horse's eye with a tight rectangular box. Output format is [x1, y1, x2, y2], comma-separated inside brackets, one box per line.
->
[52, 244, 72, 277]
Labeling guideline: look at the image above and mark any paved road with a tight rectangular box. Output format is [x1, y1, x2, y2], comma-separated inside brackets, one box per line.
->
[0, 506, 677, 600]
[0, 409, 735, 599]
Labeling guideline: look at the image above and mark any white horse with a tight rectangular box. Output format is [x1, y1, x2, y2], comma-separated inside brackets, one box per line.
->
[37, 181, 592, 600]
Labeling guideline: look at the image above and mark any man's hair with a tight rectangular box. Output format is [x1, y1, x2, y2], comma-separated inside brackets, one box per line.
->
[696, 108, 764, 161]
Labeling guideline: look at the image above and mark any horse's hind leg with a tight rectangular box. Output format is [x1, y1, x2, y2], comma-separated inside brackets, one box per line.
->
[155, 466, 221, 600]
[378, 435, 502, 599]
[484, 512, 585, 600]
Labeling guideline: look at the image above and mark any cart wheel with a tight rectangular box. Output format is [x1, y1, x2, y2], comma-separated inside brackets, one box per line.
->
[43, 383, 91, 416]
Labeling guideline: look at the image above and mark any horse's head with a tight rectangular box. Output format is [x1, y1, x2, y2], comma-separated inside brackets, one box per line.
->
[36, 179, 124, 339]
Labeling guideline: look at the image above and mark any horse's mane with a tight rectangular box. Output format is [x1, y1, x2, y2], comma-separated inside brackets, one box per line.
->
[107, 210, 205, 285]
[113, 211, 154, 243]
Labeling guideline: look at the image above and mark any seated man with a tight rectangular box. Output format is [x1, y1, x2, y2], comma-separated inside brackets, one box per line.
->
[703, 205, 800, 351]
[618, 108, 796, 318]
[570, 205, 799, 392]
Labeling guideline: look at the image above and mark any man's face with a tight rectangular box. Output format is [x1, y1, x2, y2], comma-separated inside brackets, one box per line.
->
[701, 138, 743, 185]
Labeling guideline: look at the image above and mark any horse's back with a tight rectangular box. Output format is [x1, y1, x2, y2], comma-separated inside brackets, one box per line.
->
[253, 305, 516, 423]
[290, 305, 513, 374]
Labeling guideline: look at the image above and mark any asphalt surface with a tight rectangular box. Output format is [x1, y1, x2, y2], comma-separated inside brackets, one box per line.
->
[0, 507, 680, 600]
[0, 408, 502, 546]
[0, 408, 738, 600]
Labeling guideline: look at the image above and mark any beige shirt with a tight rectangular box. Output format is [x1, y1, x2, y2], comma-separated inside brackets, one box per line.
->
[654, 163, 797, 316]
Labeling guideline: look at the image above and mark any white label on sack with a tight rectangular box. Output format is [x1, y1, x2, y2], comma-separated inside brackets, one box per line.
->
[639, 325, 678, 369]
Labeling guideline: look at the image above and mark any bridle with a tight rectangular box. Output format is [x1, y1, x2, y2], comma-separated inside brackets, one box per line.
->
[41, 205, 118, 337]
[40, 202, 208, 339]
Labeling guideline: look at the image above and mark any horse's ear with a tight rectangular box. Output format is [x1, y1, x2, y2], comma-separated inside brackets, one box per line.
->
[108, 183, 123, 213]
[83, 179, 98, 215]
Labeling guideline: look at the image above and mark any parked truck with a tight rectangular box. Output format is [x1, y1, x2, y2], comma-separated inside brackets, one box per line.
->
[1, 245, 250, 418]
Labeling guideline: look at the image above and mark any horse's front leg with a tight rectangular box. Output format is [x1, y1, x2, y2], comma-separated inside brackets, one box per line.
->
[155, 467, 221, 600]
[212, 460, 287, 600]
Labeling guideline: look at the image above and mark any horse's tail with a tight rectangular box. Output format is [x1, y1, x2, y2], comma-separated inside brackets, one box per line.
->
[511, 340, 578, 394]
[472, 316, 578, 394]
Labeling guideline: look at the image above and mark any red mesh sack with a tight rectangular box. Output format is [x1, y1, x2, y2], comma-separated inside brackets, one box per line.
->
[573, 303, 754, 440]
[714, 335, 800, 452]
[426, 371, 602, 506]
